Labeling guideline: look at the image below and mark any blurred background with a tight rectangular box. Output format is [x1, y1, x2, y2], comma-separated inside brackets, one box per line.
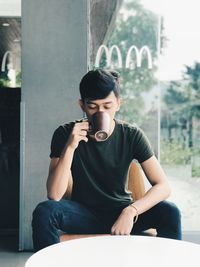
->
[92, 0, 200, 233]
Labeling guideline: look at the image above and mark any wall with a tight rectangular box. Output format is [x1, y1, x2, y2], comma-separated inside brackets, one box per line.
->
[20, 0, 89, 250]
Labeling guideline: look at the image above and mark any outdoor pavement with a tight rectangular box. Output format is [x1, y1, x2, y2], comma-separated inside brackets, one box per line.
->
[163, 165, 200, 231]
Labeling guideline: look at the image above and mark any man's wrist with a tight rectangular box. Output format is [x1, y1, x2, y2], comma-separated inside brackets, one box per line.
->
[123, 205, 137, 219]
[129, 204, 139, 223]
[123, 204, 139, 223]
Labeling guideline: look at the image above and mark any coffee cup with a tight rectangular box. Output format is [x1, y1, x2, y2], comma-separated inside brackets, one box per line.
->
[90, 111, 111, 142]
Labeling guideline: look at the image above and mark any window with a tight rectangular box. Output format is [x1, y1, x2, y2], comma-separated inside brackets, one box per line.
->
[0, 17, 21, 230]
[91, 0, 200, 232]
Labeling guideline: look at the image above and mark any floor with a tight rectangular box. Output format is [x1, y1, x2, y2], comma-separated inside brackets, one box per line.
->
[0, 232, 200, 267]
[165, 165, 200, 231]
[0, 234, 33, 267]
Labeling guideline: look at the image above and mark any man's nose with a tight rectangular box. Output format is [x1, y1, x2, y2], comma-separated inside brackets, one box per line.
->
[98, 106, 105, 112]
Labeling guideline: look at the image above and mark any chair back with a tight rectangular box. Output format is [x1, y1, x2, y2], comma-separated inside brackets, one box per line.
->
[128, 161, 145, 201]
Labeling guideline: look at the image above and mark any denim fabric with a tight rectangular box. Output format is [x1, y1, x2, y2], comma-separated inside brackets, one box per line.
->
[32, 199, 182, 252]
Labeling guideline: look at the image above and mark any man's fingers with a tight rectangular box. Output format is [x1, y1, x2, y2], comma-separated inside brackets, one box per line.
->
[111, 229, 130, 235]
[82, 136, 88, 143]
[74, 121, 89, 130]
[73, 122, 89, 137]
[111, 226, 117, 235]
[79, 130, 88, 137]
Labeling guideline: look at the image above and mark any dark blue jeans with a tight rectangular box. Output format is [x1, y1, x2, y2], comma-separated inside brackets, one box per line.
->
[32, 199, 182, 252]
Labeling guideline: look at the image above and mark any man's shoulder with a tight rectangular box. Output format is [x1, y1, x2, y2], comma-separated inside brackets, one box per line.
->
[53, 121, 75, 137]
[115, 119, 140, 132]
[55, 117, 88, 135]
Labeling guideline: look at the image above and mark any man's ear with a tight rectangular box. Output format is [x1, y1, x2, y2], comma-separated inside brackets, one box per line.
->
[79, 99, 86, 112]
[116, 98, 121, 111]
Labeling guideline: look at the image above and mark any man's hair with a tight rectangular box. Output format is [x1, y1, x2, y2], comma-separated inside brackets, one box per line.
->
[79, 69, 120, 101]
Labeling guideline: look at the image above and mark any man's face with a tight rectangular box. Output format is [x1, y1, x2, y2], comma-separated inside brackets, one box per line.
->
[79, 91, 121, 122]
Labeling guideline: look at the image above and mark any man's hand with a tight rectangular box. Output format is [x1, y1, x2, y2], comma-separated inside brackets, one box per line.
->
[67, 121, 89, 150]
[111, 206, 137, 235]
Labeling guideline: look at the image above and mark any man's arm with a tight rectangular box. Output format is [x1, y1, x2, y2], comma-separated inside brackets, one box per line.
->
[46, 121, 89, 201]
[111, 155, 171, 235]
[128, 155, 171, 214]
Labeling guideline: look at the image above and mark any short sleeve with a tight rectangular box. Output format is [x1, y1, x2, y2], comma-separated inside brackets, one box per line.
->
[133, 127, 154, 163]
[49, 124, 73, 158]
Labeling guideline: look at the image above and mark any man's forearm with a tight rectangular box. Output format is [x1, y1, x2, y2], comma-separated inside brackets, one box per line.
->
[47, 121, 89, 201]
[47, 145, 75, 201]
[130, 181, 171, 215]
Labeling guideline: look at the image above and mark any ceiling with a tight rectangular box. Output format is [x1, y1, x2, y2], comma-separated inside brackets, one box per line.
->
[0, 17, 21, 71]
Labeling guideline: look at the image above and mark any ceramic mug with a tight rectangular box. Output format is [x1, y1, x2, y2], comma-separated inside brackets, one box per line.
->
[90, 111, 110, 141]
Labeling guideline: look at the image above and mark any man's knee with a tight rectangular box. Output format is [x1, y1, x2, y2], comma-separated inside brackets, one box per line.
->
[158, 201, 181, 226]
[155, 201, 182, 240]
[161, 201, 181, 217]
[32, 200, 60, 226]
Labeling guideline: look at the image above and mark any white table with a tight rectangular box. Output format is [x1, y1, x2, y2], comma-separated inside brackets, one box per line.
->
[25, 235, 200, 267]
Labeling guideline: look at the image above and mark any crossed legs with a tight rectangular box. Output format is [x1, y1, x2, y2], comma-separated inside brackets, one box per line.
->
[32, 199, 182, 252]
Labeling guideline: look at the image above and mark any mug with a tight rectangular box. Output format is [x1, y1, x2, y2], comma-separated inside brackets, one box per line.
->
[90, 111, 111, 142]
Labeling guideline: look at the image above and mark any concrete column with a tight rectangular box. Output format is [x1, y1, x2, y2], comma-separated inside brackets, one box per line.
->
[20, 0, 89, 250]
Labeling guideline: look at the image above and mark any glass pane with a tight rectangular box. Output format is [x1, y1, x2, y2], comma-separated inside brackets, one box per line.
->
[0, 17, 21, 229]
[90, 0, 200, 232]
[90, 0, 160, 156]
[156, 0, 200, 231]
[0, 18, 21, 88]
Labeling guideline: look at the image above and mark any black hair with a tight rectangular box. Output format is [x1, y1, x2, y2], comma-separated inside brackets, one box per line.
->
[79, 69, 120, 101]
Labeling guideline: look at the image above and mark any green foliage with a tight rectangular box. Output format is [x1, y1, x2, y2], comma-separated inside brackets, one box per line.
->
[185, 62, 200, 91]
[161, 141, 200, 178]
[0, 78, 10, 87]
[116, 94, 145, 125]
[164, 81, 188, 105]
[192, 166, 200, 178]
[160, 139, 192, 165]
[0, 71, 21, 88]
[162, 62, 200, 148]
[16, 71, 21, 87]
[98, 0, 162, 125]
[161, 62, 200, 173]
[191, 149, 200, 178]
[0, 72, 10, 87]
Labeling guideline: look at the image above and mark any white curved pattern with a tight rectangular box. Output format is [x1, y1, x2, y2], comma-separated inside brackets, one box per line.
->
[125, 45, 153, 69]
[95, 45, 153, 69]
[1, 51, 14, 72]
[95, 45, 123, 68]
[25, 235, 200, 267]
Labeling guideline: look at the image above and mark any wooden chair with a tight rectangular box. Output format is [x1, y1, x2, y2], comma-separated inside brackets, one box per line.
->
[60, 161, 156, 242]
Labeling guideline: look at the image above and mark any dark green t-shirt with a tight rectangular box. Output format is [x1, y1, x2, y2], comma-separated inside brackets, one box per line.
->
[50, 119, 154, 211]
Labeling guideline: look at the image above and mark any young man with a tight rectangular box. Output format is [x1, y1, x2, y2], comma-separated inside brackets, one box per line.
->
[32, 69, 182, 252]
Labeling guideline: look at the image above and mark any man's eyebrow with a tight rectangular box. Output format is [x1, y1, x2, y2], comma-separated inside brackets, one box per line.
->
[103, 101, 113, 104]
